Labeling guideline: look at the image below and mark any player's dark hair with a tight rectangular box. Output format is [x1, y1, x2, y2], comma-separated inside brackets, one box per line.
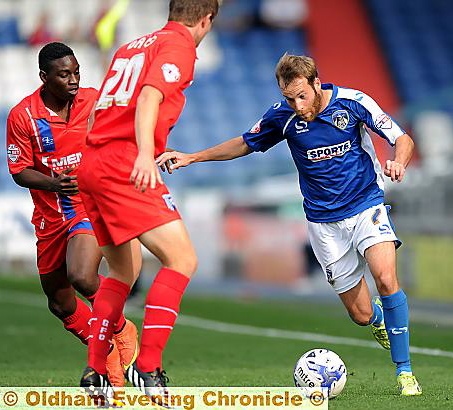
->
[38, 42, 75, 73]
[168, 0, 220, 27]
[275, 53, 319, 88]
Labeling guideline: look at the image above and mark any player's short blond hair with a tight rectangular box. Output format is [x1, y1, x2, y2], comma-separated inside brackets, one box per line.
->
[169, 0, 220, 27]
[275, 54, 319, 88]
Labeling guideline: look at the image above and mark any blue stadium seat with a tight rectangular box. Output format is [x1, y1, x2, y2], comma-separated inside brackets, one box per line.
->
[0, 17, 22, 46]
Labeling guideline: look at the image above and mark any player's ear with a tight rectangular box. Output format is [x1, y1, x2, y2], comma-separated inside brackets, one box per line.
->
[313, 77, 321, 92]
[39, 70, 47, 84]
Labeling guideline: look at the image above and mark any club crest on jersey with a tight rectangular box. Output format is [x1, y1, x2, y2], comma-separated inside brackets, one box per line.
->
[375, 113, 393, 130]
[161, 63, 181, 83]
[332, 110, 350, 130]
[307, 140, 351, 162]
[7, 144, 21, 163]
[295, 120, 308, 133]
[249, 119, 262, 134]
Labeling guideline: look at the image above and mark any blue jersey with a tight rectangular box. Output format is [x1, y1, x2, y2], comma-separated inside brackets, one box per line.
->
[242, 83, 405, 223]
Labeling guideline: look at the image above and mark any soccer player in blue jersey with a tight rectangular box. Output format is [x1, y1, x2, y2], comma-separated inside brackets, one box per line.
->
[156, 53, 422, 396]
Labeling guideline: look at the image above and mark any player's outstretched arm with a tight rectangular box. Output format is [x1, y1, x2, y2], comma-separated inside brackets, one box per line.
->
[12, 168, 79, 195]
[384, 133, 415, 183]
[156, 136, 252, 173]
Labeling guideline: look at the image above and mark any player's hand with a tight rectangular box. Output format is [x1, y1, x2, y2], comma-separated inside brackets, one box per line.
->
[156, 151, 194, 174]
[55, 168, 78, 196]
[130, 152, 163, 192]
[384, 160, 406, 182]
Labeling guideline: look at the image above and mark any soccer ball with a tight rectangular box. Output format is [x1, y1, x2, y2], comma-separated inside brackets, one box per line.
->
[293, 348, 347, 398]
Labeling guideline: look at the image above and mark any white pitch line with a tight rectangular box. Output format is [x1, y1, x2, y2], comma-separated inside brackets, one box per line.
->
[2, 289, 453, 359]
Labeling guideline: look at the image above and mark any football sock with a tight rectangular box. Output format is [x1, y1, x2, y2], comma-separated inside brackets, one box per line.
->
[85, 274, 127, 333]
[88, 277, 130, 375]
[381, 289, 412, 375]
[369, 299, 384, 326]
[62, 297, 92, 344]
[137, 268, 189, 372]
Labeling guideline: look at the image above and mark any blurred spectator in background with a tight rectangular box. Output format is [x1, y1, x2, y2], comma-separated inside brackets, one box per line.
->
[259, 0, 308, 30]
[91, 0, 130, 72]
[213, 0, 259, 32]
[28, 12, 59, 46]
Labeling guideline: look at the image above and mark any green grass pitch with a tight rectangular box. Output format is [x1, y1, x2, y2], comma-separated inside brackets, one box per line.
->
[0, 275, 452, 410]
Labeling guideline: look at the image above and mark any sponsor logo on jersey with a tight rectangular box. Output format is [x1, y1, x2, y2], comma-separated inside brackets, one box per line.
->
[295, 120, 308, 133]
[273, 102, 282, 109]
[332, 110, 350, 130]
[307, 140, 351, 162]
[161, 63, 181, 83]
[249, 119, 262, 134]
[375, 113, 393, 130]
[42, 152, 82, 171]
[162, 193, 177, 211]
[7, 144, 21, 163]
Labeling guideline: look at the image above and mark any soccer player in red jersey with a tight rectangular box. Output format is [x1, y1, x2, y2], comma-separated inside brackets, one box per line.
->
[77, 0, 220, 396]
[6, 42, 140, 387]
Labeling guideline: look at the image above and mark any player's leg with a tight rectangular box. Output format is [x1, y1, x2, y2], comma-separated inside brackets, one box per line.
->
[37, 228, 93, 343]
[67, 231, 140, 384]
[39, 266, 91, 344]
[124, 219, 196, 395]
[365, 241, 421, 395]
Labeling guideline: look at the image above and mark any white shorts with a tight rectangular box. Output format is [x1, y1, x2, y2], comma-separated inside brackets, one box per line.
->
[307, 204, 400, 294]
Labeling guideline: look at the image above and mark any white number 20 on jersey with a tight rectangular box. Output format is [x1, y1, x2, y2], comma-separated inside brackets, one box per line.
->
[96, 52, 145, 110]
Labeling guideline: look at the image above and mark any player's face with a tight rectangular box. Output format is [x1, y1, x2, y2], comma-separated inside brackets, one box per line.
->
[280, 76, 322, 122]
[40, 55, 80, 101]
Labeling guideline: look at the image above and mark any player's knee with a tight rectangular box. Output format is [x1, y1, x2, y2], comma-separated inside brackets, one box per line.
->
[67, 268, 98, 296]
[47, 298, 75, 319]
[348, 307, 372, 326]
[170, 253, 198, 277]
[374, 272, 398, 295]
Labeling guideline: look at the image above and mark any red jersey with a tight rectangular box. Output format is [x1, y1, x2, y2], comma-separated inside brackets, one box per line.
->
[6, 87, 97, 227]
[88, 21, 196, 157]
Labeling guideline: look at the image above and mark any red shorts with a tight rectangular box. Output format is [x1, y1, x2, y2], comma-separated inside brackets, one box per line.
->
[36, 212, 94, 274]
[78, 140, 181, 247]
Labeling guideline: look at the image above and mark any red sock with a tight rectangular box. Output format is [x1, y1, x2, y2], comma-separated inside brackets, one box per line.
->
[85, 274, 126, 333]
[137, 268, 189, 372]
[62, 297, 92, 345]
[88, 277, 130, 374]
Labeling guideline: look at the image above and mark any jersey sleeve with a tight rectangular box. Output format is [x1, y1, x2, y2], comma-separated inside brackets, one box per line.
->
[142, 41, 195, 100]
[6, 109, 35, 174]
[352, 93, 405, 145]
[243, 105, 286, 152]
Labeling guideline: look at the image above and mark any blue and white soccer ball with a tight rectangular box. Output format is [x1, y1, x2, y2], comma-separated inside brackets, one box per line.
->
[293, 348, 347, 398]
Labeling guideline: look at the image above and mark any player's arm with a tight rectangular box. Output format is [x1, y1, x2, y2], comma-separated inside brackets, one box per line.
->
[7, 111, 78, 195]
[130, 85, 164, 191]
[12, 168, 79, 196]
[384, 133, 415, 183]
[156, 136, 252, 173]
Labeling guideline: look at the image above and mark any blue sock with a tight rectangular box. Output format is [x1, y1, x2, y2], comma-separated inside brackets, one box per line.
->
[369, 299, 384, 326]
[381, 289, 412, 375]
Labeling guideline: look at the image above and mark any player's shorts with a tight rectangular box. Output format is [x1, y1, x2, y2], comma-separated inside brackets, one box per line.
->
[78, 140, 181, 247]
[307, 203, 401, 294]
[36, 213, 95, 274]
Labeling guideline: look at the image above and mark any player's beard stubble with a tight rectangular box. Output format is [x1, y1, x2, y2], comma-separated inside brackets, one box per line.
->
[299, 89, 323, 122]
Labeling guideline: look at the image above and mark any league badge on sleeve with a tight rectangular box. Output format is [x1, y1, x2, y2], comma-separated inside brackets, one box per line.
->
[7, 144, 21, 163]
[332, 110, 350, 130]
[161, 63, 181, 83]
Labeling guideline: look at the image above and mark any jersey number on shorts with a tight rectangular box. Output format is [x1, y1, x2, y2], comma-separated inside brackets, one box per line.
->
[96, 53, 145, 110]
